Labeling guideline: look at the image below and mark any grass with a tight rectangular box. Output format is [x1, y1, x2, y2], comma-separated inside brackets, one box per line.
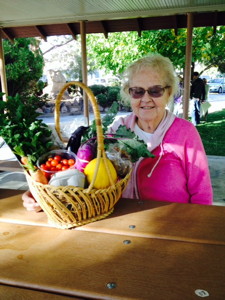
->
[196, 109, 225, 156]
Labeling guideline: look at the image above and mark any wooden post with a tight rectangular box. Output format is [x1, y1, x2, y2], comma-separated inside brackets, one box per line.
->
[80, 21, 89, 126]
[0, 30, 8, 101]
[183, 13, 193, 120]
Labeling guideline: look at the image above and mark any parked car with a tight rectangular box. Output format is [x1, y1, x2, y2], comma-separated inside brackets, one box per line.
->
[209, 78, 225, 93]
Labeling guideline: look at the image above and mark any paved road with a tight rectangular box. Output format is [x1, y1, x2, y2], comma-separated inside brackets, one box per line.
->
[207, 92, 225, 113]
[208, 92, 225, 101]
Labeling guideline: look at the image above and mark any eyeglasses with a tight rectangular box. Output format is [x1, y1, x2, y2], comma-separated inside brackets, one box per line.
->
[128, 85, 170, 99]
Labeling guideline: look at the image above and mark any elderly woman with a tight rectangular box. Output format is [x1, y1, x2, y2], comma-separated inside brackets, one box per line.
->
[109, 53, 213, 205]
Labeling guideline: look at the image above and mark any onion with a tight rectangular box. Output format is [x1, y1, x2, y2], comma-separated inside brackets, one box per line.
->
[75, 139, 97, 172]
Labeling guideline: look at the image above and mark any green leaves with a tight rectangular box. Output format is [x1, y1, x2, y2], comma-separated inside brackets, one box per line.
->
[86, 26, 225, 76]
[0, 94, 53, 166]
[114, 125, 135, 138]
[113, 125, 154, 162]
[3, 38, 44, 97]
[80, 103, 154, 162]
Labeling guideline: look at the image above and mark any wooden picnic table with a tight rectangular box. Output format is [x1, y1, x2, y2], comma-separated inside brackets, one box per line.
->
[0, 189, 225, 299]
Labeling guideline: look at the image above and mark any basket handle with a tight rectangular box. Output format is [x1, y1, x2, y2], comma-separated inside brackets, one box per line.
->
[54, 81, 115, 192]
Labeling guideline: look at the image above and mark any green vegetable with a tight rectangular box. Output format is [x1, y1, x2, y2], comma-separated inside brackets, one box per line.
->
[111, 125, 155, 162]
[79, 99, 154, 162]
[0, 93, 53, 169]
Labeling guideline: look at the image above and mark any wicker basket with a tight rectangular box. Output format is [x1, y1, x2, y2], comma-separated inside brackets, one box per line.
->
[25, 81, 131, 229]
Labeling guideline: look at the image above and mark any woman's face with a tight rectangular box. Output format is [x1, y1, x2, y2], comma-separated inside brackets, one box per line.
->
[129, 68, 171, 124]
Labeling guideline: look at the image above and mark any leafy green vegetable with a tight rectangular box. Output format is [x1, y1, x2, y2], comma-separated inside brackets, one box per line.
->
[79, 99, 154, 162]
[73, 99, 154, 163]
[114, 125, 136, 139]
[112, 125, 154, 162]
[0, 93, 53, 168]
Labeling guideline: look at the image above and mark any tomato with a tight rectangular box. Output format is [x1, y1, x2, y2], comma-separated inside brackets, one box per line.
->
[40, 164, 50, 171]
[50, 166, 57, 171]
[61, 159, 69, 165]
[68, 159, 75, 166]
[56, 163, 63, 170]
[54, 155, 62, 161]
[46, 161, 52, 168]
[62, 165, 69, 171]
[51, 159, 58, 167]
[39, 153, 76, 175]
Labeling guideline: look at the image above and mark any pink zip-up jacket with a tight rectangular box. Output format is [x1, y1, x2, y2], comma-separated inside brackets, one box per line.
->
[109, 113, 213, 205]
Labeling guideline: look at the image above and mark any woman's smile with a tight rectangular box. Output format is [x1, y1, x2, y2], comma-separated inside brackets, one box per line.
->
[140, 105, 155, 110]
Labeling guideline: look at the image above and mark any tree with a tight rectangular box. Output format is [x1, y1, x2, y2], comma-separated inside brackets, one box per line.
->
[3, 37, 44, 97]
[40, 35, 96, 82]
[86, 32, 144, 75]
[86, 27, 225, 76]
[41, 36, 82, 81]
[195, 26, 225, 75]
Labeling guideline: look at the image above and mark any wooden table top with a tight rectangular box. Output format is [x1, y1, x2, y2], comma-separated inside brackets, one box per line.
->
[0, 284, 84, 300]
[1, 189, 225, 299]
[1, 189, 225, 245]
[1, 221, 225, 300]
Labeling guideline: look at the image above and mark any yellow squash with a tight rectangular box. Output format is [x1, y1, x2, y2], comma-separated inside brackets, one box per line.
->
[84, 158, 117, 189]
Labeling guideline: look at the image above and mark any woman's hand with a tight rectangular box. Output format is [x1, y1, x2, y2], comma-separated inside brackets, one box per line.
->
[22, 190, 42, 212]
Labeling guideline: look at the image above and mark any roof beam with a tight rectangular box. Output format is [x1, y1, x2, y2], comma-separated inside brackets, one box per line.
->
[35, 25, 47, 41]
[135, 18, 142, 37]
[0, 28, 14, 43]
[213, 11, 218, 34]
[66, 23, 77, 40]
[99, 21, 108, 38]
[1, 11, 225, 39]
[173, 15, 178, 36]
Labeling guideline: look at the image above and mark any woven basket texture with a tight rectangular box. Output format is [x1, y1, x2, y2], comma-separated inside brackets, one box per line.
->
[26, 81, 131, 229]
